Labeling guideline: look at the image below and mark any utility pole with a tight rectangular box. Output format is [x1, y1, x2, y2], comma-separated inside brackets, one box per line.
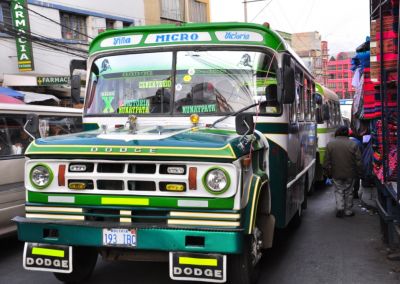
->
[243, 0, 266, 22]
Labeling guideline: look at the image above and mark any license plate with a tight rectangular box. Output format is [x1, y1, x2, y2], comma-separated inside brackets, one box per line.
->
[23, 243, 72, 273]
[169, 252, 226, 283]
[102, 228, 137, 247]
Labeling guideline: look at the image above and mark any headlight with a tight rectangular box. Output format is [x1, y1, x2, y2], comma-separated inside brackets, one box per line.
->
[30, 164, 53, 189]
[202, 167, 230, 194]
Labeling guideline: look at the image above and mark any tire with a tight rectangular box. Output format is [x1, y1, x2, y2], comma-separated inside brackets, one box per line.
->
[290, 206, 303, 229]
[54, 246, 98, 283]
[302, 178, 308, 210]
[228, 229, 262, 284]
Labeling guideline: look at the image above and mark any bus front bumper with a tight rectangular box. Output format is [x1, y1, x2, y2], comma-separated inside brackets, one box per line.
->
[13, 216, 243, 254]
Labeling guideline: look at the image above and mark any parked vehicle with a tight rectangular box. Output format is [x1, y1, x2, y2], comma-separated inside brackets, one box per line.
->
[0, 103, 82, 237]
[15, 22, 319, 283]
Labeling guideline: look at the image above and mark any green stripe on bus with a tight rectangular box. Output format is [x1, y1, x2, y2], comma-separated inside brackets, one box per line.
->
[102, 197, 149, 206]
[317, 128, 335, 134]
[27, 191, 234, 209]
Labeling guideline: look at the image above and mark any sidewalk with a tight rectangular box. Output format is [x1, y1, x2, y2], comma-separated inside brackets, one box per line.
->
[258, 186, 400, 284]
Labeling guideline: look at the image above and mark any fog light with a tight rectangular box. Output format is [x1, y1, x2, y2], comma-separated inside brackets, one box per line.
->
[166, 184, 185, 192]
[69, 164, 87, 172]
[167, 167, 185, 174]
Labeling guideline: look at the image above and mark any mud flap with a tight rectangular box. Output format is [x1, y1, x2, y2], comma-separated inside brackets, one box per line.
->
[23, 243, 72, 273]
[169, 252, 226, 283]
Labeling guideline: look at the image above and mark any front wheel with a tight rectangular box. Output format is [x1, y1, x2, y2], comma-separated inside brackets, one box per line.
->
[228, 228, 262, 284]
[54, 246, 98, 283]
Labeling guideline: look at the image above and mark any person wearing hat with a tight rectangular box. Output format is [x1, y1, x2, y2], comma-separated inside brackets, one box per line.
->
[323, 126, 363, 218]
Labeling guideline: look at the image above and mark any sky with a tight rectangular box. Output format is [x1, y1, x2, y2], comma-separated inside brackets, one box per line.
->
[210, 0, 370, 56]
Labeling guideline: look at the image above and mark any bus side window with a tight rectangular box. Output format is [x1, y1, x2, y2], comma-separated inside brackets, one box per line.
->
[295, 68, 304, 121]
[310, 82, 316, 121]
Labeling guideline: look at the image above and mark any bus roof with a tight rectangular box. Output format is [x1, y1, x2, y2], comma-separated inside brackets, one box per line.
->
[89, 22, 289, 55]
[315, 83, 339, 102]
[89, 22, 312, 77]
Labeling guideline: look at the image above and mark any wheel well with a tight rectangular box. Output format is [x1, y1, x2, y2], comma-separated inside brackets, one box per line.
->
[257, 183, 271, 216]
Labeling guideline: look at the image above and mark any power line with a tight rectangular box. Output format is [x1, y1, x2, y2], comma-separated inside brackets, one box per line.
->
[250, 0, 273, 23]
[0, 24, 87, 58]
[23, 3, 93, 40]
[1, 20, 88, 54]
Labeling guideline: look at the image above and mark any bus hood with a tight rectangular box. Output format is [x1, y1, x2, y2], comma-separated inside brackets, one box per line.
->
[25, 126, 260, 160]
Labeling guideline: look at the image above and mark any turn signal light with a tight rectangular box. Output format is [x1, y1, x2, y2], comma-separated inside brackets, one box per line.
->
[58, 165, 66, 186]
[189, 167, 197, 190]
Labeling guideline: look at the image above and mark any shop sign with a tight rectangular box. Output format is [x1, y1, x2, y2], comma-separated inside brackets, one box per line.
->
[11, 0, 34, 72]
[37, 76, 70, 86]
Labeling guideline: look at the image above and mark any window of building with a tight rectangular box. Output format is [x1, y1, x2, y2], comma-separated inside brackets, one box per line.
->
[123, 21, 133, 28]
[60, 12, 87, 40]
[344, 72, 348, 78]
[189, 0, 207, 22]
[161, 0, 185, 22]
[106, 19, 115, 30]
[0, 1, 12, 32]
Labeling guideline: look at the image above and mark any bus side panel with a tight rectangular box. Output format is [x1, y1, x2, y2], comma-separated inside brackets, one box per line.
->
[267, 140, 288, 228]
[285, 121, 317, 225]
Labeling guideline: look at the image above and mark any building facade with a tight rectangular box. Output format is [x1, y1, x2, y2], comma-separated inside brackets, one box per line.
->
[291, 31, 327, 85]
[0, 0, 144, 82]
[327, 52, 356, 99]
[144, 0, 210, 25]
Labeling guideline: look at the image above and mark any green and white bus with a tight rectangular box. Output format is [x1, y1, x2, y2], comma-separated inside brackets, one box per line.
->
[16, 23, 318, 283]
[314, 83, 342, 183]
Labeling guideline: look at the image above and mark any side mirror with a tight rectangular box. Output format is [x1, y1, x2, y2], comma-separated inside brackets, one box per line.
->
[24, 113, 40, 139]
[281, 53, 295, 104]
[71, 75, 81, 104]
[236, 113, 255, 135]
[316, 109, 323, 124]
[314, 93, 323, 105]
[322, 104, 330, 121]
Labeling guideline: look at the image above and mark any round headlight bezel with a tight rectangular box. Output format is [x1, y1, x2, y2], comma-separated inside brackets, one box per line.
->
[29, 164, 53, 189]
[202, 167, 231, 195]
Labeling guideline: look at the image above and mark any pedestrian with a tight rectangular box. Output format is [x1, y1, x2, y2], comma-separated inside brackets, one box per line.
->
[323, 126, 363, 218]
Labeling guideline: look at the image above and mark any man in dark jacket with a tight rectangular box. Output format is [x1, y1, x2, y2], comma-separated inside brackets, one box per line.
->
[323, 126, 363, 218]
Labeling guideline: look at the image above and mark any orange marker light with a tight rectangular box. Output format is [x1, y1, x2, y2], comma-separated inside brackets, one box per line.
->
[189, 167, 197, 190]
[58, 165, 66, 186]
[190, 114, 200, 125]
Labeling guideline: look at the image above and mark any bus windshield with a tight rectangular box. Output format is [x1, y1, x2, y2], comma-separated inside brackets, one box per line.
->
[85, 49, 279, 116]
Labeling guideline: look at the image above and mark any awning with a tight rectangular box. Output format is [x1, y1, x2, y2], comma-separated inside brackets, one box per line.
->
[0, 86, 25, 99]
[0, 93, 25, 104]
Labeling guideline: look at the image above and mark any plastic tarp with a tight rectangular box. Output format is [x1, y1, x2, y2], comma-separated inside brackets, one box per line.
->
[19, 91, 60, 104]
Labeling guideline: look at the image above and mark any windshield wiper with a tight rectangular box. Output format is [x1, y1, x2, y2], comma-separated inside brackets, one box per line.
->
[210, 101, 265, 128]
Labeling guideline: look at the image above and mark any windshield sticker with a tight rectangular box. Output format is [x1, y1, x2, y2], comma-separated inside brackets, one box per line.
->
[175, 84, 183, 91]
[100, 35, 143, 48]
[183, 75, 192, 82]
[101, 91, 116, 113]
[215, 31, 264, 42]
[188, 68, 196, 76]
[118, 99, 150, 114]
[139, 80, 171, 89]
[145, 32, 212, 44]
[181, 104, 217, 114]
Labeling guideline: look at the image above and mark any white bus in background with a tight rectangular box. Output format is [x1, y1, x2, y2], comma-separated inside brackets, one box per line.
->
[340, 99, 353, 121]
[0, 103, 82, 237]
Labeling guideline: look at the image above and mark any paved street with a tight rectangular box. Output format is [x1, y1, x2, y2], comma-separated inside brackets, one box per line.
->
[1, 186, 399, 284]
